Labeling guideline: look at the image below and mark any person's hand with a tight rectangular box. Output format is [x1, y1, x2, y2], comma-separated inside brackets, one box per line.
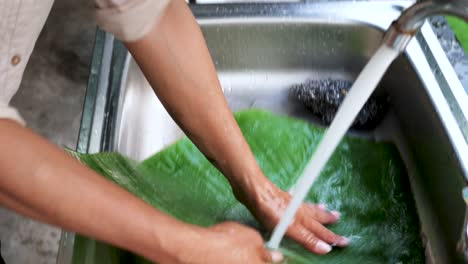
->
[242, 182, 349, 255]
[171, 222, 283, 264]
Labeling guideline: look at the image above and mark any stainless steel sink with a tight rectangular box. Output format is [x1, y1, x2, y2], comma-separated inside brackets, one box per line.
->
[57, 1, 468, 263]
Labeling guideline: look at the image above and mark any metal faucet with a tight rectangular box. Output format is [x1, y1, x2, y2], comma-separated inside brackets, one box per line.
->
[383, 0, 468, 51]
[383, 0, 468, 260]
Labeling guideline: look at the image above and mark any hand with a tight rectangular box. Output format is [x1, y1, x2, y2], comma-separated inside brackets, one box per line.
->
[173, 222, 283, 264]
[244, 182, 349, 255]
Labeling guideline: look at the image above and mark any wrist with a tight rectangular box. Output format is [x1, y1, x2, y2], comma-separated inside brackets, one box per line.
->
[232, 171, 278, 212]
[148, 220, 206, 263]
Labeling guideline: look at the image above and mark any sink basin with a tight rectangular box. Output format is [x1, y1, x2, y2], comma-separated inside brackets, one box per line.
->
[57, 1, 468, 263]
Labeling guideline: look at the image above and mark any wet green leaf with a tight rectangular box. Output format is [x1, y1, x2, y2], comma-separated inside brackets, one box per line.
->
[71, 110, 423, 264]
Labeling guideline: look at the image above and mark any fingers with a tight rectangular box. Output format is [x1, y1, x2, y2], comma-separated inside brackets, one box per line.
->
[260, 247, 272, 262]
[260, 248, 283, 263]
[305, 203, 340, 224]
[270, 250, 284, 263]
[287, 225, 333, 255]
[287, 218, 349, 255]
[246, 228, 282, 263]
[302, 219, 349, 247]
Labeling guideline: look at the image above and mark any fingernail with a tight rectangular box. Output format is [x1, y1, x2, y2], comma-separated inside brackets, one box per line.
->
[339, 237, 350, 246]
[316, 241, 332, 253]
[270, 251, 284, 263]
[333, 237, 349, 247]
[331, 210, 340, 219]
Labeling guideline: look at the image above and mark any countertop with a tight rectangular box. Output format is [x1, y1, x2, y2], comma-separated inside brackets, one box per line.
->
[431, 16, 468, 94]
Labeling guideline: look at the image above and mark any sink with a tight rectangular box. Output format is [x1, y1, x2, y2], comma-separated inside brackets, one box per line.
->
[57, 1, 468, 263]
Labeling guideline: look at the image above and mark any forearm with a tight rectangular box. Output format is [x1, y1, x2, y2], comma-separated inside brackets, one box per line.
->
[125, 0, 272, 202]
[0, 119, 197, 262]
[0, 191, 52, 224]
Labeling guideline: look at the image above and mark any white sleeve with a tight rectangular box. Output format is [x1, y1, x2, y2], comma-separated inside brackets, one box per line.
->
[0, 105, 26, 126]
[94, 0, 171, 42]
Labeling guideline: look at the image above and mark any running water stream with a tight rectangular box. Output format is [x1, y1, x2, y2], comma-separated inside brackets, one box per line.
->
[267, 44, 400, 250]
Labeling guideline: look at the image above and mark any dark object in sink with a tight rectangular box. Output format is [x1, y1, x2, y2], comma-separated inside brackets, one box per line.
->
[290, 78, 390, 129]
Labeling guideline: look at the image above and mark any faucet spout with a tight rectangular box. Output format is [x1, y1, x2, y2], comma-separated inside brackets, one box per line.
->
[383, 1, 468, 260]
[383, 0, 468, 51]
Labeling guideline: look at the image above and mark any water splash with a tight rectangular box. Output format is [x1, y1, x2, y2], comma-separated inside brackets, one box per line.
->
[267, 44, 400, 250]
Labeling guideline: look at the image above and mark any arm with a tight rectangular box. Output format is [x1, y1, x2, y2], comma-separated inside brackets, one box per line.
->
[125, 0, 261, 200]
[0, 119, 272, 263]
[0, 119, 188, 262]
[125, 0, 348, 254]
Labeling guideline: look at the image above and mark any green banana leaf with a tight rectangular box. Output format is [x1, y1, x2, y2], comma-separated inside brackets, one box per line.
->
[70, 110, 423, 263]
[447, 16, 468, 54]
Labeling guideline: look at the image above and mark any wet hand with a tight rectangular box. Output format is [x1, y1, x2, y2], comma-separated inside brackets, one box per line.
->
[245, 183, 349, 255]
[181, 222, 283, 264]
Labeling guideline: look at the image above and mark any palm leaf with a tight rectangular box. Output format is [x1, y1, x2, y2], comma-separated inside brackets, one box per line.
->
[71, 110, 423, 263]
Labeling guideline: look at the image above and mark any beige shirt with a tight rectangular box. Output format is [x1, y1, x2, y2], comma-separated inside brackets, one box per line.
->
[0, 0, 169, 125]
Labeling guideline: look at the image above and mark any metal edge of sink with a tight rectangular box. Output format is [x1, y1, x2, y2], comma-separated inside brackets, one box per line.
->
[55, 30, 130, 264]
[56, 1, 468, 263]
